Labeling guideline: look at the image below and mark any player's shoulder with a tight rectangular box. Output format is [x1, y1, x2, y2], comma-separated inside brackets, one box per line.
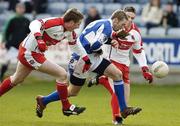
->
[129, 23, 141, 36]
[128, 23, 142, 42]
[131, 23, 140, 33]
[43, 17, 64, 29]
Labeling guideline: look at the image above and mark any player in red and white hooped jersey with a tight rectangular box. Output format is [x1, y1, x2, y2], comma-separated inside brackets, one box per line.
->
[0, 8, 91, 116]
[88, 7, 153, 125]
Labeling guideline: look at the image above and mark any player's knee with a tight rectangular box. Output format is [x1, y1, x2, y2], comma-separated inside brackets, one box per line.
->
[57, 73, 67, 82]
[111, 70, 122, 81]
[68, 91, 78, 97]
[68, 93, 78, 97]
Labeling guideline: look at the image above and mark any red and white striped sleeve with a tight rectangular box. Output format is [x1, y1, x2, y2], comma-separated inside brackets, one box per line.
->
[67, 31, 88, 58]
[29, 17, 62, 35]
[131, 29, 148, 67]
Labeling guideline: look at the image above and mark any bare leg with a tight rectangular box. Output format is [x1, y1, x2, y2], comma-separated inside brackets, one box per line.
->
[11, 62, 32, 85]
[124, 83, 130, 105]
[68, 84, 82, 97]
[0, 62, 32, 96]
[38, 60, 67, 82]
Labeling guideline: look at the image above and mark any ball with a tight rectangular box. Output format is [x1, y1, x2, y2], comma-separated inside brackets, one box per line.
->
[151, 61, 169, 78]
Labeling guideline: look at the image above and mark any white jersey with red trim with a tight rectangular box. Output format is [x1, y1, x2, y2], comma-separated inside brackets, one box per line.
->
[109, 23, 147, 67]
[21, 17, 87, 57]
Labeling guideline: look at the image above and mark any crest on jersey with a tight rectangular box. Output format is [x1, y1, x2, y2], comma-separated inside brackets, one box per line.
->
[53, 33, 58, 37]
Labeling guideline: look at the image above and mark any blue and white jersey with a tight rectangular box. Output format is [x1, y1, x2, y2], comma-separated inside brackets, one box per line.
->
[79, 19, 113, 54]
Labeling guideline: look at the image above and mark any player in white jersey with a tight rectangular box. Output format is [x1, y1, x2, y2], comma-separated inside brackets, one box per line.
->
[0, 8, 91, 116]
[88, 7, 153, 125]
[35, 9, 142, 119]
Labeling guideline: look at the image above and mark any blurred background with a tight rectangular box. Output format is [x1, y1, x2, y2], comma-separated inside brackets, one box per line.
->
[0, 0, 180, 84]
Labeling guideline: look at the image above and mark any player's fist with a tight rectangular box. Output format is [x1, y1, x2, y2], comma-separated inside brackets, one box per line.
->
[111, 39, 119, 48]
[112, 30, 129, 40]
[142, 66, 153, 83]
[37, 39, 47, 52]
[82, 55, 91, 73]
[34, 32, 47, 52]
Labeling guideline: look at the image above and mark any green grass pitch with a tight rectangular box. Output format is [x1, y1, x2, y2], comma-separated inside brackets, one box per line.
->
[0, 77, 180, 126]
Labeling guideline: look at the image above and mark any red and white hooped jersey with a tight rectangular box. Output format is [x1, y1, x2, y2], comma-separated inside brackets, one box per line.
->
[18, 17, 87, 69]
[109, 23, 147, 67]
[21, 17, 77, 53]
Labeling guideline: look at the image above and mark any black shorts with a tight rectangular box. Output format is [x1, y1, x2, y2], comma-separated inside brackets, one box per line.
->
[93, 58, 111, 75]
[69, 74, 86, 86]
[70, 58, 111, 86]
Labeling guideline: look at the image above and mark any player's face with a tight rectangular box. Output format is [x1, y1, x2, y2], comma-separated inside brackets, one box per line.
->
[126, 12, 136, 25]
[64, 20, 82, 31]
[113, 18, 127, 31]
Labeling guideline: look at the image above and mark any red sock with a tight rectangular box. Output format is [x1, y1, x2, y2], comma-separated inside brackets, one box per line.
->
[56, 82, 71, 110]
[111, 93, 121, 120]
[0, 77, 13, 97]
[99, 77, 121, 119]
[99, 76, 113, 94]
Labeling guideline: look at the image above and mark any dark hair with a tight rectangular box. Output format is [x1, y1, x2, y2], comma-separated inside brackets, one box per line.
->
[124, 6, 136, 14]
[111, 9, 128, 21]
[63, 8, 84, 23]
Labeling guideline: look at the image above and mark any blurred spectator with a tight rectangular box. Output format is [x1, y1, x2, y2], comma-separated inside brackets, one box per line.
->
[141, 0, 163, 31]
[176, 0, 180, 13]
[0, 3, 30, 81]
[7, 0, 19, 11]
[32, 0, 47, 14]
[161, 2, 178, 28]
[84, 6, 101, 28]
[22, 0, 33, 13]
[6, 0, 33, 13]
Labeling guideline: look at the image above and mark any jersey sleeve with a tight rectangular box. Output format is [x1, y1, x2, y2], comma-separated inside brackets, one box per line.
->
[29, 17, 59, 35]
[131, 29, 143, 52]
[29, 19, 42, 34]
[131, 30, 148, 67]
[68, 31, 88, 58]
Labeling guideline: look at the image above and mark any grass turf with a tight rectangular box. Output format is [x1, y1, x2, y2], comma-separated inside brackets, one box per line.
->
[0, 77, 180, 126]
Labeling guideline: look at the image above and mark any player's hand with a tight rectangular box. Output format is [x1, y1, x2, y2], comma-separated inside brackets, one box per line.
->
[82, 55, 91, 73]
[142, 66, 153, 83]
[111, 39, 119, 49]
[34, 32, 47, 52]
[37, 39, 47, 52]
[113, 30, 129, 40]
